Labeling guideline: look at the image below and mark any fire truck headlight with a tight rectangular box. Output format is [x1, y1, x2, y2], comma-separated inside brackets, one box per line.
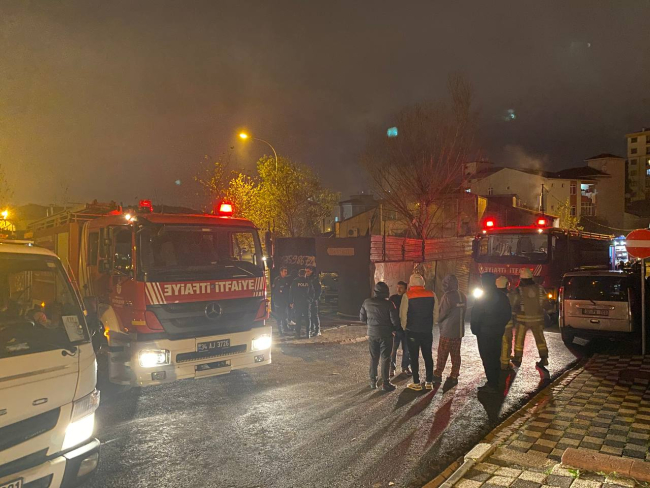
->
[138, 349, 170, 368]
[252, 334, 272, 351]
[548, 293, 553, 299]
[472, 288, 484, 299]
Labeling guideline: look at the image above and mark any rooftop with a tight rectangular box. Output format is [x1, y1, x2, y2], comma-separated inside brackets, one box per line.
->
[555, 166, 608, 179]
[586, 153, 624, 160]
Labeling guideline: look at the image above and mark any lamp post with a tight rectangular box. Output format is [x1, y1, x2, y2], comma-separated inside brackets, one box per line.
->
[239, 132, 278, 175]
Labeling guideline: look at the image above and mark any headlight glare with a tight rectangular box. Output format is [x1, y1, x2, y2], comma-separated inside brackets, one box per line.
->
[472, 288, 484, 299]
[138, 349, 170, 368]
[252, 334, 272, 351]
[62, 413, 95, 450]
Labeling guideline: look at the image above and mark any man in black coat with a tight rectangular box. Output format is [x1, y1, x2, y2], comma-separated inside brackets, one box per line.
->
[305, 267, 322, 336]
[272, 267, 292, 336]
[389, 281, 411, 377]
[471, 272, 512, 394]
[360, 282, 400, 392]
[291, 269, 314, 339]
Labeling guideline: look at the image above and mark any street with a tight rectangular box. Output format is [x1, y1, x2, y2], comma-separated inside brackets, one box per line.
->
[88, 325, 585, 488]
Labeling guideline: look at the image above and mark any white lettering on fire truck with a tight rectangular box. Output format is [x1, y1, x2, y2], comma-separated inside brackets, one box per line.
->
[163, 279, 257, 296]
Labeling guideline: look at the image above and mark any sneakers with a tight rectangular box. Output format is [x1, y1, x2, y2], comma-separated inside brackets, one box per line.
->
[370, 379, 377, 390]
[424, 382, 434, 390]
[407, 382, 423, 391]
[432, 375, 443, 385]
[381, 383, 396, 392]
[444, 377, 458, 388]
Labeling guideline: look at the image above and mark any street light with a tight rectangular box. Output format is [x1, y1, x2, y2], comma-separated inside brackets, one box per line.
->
[1, 210, 8, 220]
[238, 132, 278, 175]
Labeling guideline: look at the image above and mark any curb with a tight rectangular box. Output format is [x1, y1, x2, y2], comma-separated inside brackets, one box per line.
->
[562, 448, 650, 482]
[423, 357, 587, 488]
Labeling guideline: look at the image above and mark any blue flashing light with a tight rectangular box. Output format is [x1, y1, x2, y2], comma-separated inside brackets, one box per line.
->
[387, 127, 398, 138]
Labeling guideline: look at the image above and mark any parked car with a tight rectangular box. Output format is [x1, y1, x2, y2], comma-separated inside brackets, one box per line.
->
[558, 270, 638, 346]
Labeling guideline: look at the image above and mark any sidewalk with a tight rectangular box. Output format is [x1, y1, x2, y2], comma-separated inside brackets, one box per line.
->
[429, 355, 650, 488]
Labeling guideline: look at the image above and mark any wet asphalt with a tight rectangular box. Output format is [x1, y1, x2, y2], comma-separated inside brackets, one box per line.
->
[86, 326, 613, 488]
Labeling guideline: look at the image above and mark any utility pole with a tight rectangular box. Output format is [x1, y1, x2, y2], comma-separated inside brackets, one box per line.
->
[540, 184, 546, 213]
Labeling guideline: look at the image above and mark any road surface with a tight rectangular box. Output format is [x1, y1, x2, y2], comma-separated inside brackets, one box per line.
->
[87, 326, 588, 488]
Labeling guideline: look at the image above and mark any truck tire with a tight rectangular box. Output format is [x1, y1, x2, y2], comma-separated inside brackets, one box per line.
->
[561, 329, 574, 347]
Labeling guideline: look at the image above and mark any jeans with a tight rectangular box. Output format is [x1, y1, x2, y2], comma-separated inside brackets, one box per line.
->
[390, 330, 410, 371]
[406, 330, 434, 384]
[369, 336, 393, 385]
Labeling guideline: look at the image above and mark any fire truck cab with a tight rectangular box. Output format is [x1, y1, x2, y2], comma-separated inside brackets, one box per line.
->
[29, 201, 271, 387]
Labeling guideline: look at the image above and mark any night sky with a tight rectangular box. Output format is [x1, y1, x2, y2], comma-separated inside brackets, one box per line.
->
[1, 1, 649, 207]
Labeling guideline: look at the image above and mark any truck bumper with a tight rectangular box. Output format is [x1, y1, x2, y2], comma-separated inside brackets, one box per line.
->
[0, 439, 100, 488]
[116, 326, 273, 386]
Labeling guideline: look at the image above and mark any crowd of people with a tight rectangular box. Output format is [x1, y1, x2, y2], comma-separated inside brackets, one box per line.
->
[271, 266, 322, 339]
[359, 268, 551, 395]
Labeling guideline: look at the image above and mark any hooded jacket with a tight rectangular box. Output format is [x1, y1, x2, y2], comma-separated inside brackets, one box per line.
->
[359, 283, 400, 338]
[399, 274, 437, 333]
[470, 273, 512, 337]
[437, 275, 467, 338]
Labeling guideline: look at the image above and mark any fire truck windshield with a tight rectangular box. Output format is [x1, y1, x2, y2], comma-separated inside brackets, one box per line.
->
[476, 232, 550, 264]
[138, 224, 263, 281]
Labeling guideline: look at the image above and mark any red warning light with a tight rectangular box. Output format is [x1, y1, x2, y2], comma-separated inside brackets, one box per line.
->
[485, 219, 495, 228]
[536, 218, 547, 226]
[216, 202, 233, 216]
[139, 200, 153, 213]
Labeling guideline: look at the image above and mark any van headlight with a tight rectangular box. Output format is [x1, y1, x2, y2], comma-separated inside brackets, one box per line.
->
[472, 288, 484, 299]
[251, 334, 272, 351]
[62, 389, 100, 450]
[138, 349, 170, 368]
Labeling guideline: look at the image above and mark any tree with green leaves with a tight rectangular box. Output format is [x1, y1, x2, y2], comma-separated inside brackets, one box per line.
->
[555, 198, 582, 231]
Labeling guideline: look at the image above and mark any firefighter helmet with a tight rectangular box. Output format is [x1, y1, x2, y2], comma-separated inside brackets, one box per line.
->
[519, 268, 534, 279]
[496, 276, 509, 289]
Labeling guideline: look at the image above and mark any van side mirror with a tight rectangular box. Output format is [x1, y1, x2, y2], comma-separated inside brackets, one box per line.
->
[83, 296, 98, 315]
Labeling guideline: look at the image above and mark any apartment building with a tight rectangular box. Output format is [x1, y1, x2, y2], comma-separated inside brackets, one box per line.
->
[627, 128, 650, 201]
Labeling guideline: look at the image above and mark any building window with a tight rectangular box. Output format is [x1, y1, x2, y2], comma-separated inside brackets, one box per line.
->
[630, 159, 637, 165]
[631, 148, 638, 154]
[631, 137, 638, 143]
[631, 170, 637, 176]
[570, 206, 576, 216]
[488, 187, 493, 196]
[570, 182, 576, 195]
[647, 146, 650, 155]
[646, 168, 650, 176]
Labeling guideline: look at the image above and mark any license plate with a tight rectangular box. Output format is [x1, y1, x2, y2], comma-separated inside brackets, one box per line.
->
[197, 339, 230, 352]
[582, 309, 609, 316]
[1, 479, 23, 488]
[196, 360, 231, 372]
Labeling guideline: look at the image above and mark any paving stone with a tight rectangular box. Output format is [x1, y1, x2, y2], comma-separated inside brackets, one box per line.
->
[519, 472, 547, 484]
[536, 439, 558, 448]
[622, 448, 645, 459]
[580, 442, 602, 451]
[627, 431, 649, 440]
[489, 476, 516, 487]
[565, 428, 586, 436]
[602, 439, 626, 449]
[569, 478, 601, 488]
[599, 445, 623, 456]
[519, 435, 540, 444]
[511, 440, 534, 450]
[512, 480, 542, 488]
[558, 438, 581, 447]
[545, 429, 564, 437]
[496, 468, 523, 478]
[604, 475, 635, 488]
[466, 469, 492, 482]
[524, 430, 543, 438]
[545, 475, 573, 488]
[530, 444, 553, 454]
[457, 480, 484, 488]
[475, 463, 501, 474]
[581, 436, 603, 445]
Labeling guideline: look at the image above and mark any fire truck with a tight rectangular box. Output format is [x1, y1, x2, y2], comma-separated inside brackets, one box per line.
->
[27, 200, 271, 386]
[471, 216, 613, 312]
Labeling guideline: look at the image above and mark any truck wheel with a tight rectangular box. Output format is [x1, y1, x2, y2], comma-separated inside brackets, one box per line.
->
[561, 329, 574, 347]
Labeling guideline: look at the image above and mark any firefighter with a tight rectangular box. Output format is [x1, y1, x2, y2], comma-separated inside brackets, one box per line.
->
[496, 276, 516, 370]
[512, 268, 549, 367]
[305, 267, 322, 336]
[291, 269, 314, 339]
[272, 267, 292, 336]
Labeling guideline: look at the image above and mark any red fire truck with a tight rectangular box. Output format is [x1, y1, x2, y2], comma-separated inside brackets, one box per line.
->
[471, 217, 613, 311]
[28, 200, 271, 386]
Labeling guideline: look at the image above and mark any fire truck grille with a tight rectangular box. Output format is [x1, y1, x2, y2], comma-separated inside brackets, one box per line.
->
[176, 344, 247, 363]
[0, 408, 60, 452]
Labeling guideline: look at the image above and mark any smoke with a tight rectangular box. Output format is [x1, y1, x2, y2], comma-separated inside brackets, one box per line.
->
[501, 145, 550, 172]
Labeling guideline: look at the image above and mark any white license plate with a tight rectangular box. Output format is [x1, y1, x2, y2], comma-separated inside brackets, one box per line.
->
[197, 339, 230, 352]
[1, 479, 23, 488]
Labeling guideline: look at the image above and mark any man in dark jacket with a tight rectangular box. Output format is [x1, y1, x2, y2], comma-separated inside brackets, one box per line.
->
[389, 281, 411, 377]
[360, 281, 400, 391]
[305, 267, 322, 337]
[471, 272, 512, 394]
[400, 273, 437, 391]
[432, 275, 467, 387]
[272, 267, 292, 336]
[291, 269, 314, 339]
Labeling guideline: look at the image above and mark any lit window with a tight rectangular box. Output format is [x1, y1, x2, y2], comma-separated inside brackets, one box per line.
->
[646, 169, 650, 176]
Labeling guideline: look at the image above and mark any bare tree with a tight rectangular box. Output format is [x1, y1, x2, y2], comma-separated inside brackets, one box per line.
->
[360, 74, 476, 239]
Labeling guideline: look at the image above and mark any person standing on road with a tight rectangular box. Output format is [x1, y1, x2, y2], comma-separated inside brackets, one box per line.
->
[432, 274, 467, 388]
[272, 267, 292, 336]
[400, 273, 436, 391]
[389, 281, 411, 378]
[305, 267, 322, 337]
[496, 276, 517, 370]
[360, 282, 400, 392]
[471, 272, 512, 394]
[290, 269, 314, 339]
[512, 268, 549, 367]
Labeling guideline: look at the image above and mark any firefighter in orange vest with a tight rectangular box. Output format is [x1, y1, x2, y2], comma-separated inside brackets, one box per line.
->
[512, 268, 549, 367]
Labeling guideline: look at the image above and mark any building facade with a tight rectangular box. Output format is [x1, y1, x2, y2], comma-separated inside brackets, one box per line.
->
[626, 128, 650, 201]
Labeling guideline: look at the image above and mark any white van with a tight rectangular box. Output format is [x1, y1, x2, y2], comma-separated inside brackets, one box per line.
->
[559, 270, 637, 346]
[0, 243, 100, 488]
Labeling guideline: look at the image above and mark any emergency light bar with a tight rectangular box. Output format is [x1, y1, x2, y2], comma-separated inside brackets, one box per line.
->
[485, 219, 495, 228]
[215, 201, 234, 216]
[139, 200, 153, 213]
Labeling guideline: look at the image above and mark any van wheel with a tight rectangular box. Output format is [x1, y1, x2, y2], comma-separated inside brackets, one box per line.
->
[561, 329, 574, 346]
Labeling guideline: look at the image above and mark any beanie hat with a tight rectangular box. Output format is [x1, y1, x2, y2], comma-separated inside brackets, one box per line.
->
[409, 274, 425, 287]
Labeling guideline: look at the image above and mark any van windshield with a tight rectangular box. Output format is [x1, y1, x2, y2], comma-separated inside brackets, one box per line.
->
[0, 253, 89, 359]
[563, 276, 629, 302]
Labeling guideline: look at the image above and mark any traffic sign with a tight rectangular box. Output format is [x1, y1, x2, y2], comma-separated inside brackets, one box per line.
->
[625, 229, 650, 259]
